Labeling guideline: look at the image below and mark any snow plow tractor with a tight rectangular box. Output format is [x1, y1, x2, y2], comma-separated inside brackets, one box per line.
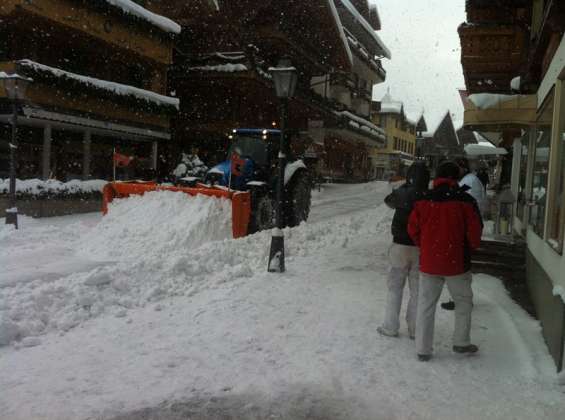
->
[102, 128, 312, 238]
[205, 129, 311, 233]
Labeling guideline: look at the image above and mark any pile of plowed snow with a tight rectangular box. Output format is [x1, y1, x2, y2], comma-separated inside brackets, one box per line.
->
[1, 186, 393, 347]
[81, 190, 233, 261]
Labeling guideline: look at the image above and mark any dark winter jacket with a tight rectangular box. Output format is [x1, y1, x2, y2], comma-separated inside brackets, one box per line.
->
[384, 163, 430, 246]
[407, 178, 483, 276]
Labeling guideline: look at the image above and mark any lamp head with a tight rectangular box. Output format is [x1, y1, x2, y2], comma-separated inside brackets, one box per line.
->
[0, 73, 32, 100]
[269, 58, 298, 99]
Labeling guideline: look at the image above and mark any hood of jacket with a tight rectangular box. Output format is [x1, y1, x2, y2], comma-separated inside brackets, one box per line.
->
[407, 162, 430, 191]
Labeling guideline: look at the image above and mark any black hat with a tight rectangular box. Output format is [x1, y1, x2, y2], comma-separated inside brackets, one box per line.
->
[436, 161, 460, 180]
[407, 162, 430, 190]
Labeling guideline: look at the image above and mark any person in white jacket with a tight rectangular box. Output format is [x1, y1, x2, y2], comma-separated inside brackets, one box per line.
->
[456, 158, 487, 216]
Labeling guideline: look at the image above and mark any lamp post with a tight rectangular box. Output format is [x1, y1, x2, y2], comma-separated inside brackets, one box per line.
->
[1, 73, 32, 229]
[267, 58, 297, 273]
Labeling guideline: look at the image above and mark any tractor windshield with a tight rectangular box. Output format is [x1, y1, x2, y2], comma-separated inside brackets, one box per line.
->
[227, 135, 269, 166]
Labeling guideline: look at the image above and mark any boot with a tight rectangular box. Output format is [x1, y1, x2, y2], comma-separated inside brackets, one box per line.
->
[453, 344, 479, 354]
[377, 326, 398, 338]
[441, 301, 455, 310]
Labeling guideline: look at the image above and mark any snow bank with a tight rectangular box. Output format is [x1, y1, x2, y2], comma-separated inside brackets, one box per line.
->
[0, 178, 107, 195]
[82, 190, 232, 261]
[0, 186, 393, 347]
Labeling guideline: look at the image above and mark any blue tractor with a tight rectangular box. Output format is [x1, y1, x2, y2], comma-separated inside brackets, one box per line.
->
[206, 128, 312, 233]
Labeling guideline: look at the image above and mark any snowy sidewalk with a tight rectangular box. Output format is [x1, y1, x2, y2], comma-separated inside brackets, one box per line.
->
[1, 182, 564, 420]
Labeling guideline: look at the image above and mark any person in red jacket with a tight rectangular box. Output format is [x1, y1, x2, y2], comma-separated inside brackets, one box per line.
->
[408, 161, 483, 361]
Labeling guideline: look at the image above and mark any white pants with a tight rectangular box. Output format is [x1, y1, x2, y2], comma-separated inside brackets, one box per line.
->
[416, 272, 473, 355]
[381, 244, 419, 336]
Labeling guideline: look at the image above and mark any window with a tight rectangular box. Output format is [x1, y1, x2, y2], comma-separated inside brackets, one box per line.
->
[547, 82, 565, 252]
[529, 91, 554, 237]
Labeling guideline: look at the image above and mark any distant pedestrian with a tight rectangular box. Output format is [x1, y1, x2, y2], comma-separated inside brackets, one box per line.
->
[408, 161, 483, 361]
[378, 162, 430, 339]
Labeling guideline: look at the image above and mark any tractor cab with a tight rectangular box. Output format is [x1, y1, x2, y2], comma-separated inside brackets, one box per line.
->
[207, 128, 281, 190]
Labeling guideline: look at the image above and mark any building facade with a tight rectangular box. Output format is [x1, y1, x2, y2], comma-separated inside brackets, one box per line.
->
[459, 0, 565, 371]
[370, 92, 421, 179]
[0, 0, 180, 181]
[417, 111, 463, 172]
[146, 0, 389, 182]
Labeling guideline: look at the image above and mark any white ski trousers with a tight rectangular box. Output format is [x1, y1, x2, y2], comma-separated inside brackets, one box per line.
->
[416, 272, 474, 355]
[382, 243, 420, 336]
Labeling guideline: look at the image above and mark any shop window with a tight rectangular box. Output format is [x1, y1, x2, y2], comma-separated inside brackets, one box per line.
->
[547, 83, 565, 253]
[529, 91, 554, 237]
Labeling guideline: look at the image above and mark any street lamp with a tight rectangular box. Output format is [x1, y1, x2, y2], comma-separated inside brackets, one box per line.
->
[1, 72, 32, 229]
[267, 58, 297, 273]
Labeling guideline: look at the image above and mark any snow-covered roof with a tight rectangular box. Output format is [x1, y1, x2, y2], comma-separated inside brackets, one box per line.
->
[335, 110, 386, 141]
[467, 93, 527, 110]
[187, 64, 248, 73]
[104, 0, 181, 34]
[378, 91, 403, 114]
[405, 110, 423, 126]
[464, 143, 507, 156]
[380, 101, 403, 114]
[328, 0, 354, 67]
[426, 110, 452, 137]
[18, 60, 179, 110]
[0, 72, 33, 82]
[338, 0, 391, 59]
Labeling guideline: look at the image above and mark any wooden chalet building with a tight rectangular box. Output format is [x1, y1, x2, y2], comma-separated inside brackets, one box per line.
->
[418, 111, 464, 171]
[0, 0, 180, 181]
[459, 0, 565, 371]
[145, 0, 389, 182]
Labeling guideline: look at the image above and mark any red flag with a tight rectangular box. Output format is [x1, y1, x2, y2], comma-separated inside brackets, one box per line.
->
[113, 152, 134, 167]
[230, 153, 245, 177]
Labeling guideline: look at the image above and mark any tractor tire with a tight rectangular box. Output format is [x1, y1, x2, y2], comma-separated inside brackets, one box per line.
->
[284, 170, 311, 228]
[249, 193, 274, 234]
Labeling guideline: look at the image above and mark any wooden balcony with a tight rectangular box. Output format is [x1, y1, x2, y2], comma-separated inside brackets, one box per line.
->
[0, 0, 175, 64]
[459, 23, 529, 94]
[0, 60, 175, 134]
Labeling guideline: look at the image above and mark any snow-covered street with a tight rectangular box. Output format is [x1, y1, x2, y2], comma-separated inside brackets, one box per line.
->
[1, 182, 564, 420]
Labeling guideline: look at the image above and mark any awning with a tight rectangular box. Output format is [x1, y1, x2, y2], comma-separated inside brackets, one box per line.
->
[464, 144, 508, 156]
[0, 107, 170, 141]
[463, 94, 537, 132]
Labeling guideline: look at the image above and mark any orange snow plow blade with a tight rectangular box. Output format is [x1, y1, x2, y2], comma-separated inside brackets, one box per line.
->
[102, 182, 251, 238]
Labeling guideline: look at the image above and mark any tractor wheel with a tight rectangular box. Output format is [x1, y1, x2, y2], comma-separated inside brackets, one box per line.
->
[284, 170, 311, 228]
[249, 193, 274, 234]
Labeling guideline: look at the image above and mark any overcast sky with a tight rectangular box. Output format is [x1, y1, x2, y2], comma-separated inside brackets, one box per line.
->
[370, 0, 466, 131]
